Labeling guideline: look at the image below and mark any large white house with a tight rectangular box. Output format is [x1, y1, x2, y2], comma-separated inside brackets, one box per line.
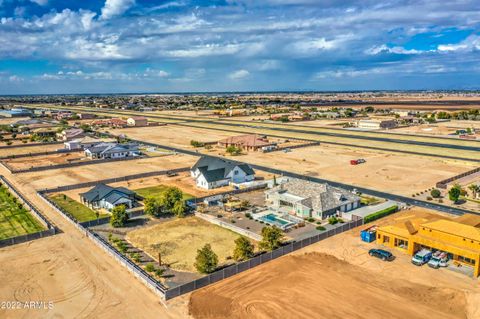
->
[191, 157, 255, 189]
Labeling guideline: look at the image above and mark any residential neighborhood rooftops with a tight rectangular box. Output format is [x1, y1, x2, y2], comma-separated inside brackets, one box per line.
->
[192, 156, 255, 182]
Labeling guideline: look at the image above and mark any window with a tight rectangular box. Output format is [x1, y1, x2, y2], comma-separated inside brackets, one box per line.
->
[234, 170, 239, 175]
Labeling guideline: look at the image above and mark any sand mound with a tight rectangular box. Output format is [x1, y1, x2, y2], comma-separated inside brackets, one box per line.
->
[189, 252, 467, 319]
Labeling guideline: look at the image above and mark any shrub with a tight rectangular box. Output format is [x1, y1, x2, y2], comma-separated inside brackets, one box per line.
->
[364, 205, 398, 223]
[108, 233, 113, 242]
[217, 214, 223, 218]
[316, 221, 322, 225]
[145, 263, 155, 273]
[155, 268, 165, 278]
[316, 226, 326, 231]
[307, 217, 315, 223]
[195, 244, 218, 274]
[245, 212, 251, 218]
[328, 216, 338, 225]
[426, 196, 433, 201]
[231, 219, 236, 224]
[430, 189, 441, 198]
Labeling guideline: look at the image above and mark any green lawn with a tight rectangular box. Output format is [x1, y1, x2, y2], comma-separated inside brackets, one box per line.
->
[49, 194, 109, 222]
[0, 185, 44, 240]
[134, 185, 195, 201]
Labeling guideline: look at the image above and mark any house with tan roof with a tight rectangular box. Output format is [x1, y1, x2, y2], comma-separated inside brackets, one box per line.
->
[218, 134, 277, 151]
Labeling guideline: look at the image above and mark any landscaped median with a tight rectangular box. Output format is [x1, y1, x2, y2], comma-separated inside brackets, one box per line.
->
[363, 205, 398, 223]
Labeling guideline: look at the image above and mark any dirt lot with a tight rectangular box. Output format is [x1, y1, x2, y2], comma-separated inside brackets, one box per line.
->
[110, 125, 241, 149]
[2, 151, 88, 170]
[14, 153, 198, 190]
[126, 216, 240, 273]
[189, 208, 480, 319]
[232, 144, 475, 196]
[0, 143, 62, 157]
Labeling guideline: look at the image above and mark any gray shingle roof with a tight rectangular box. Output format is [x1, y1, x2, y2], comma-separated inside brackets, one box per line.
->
[192, 156, 255, 182]
[80, 183, 135, 204]
[266, 178, 359, 213]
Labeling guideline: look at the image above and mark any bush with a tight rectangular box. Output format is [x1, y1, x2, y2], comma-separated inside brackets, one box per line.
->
[430, 189, 441, 198]
[426, 196, 433, 201]
[364, 205, 398, 223]
[217, 214, 223, 218]
[328, 216, 338, 225]
[245, 212, 251, 218]
[307, 217, 315, 223]
[155, 268, 165, 278]
[145, 263, 155, 273]
[316, 226, 326, 231]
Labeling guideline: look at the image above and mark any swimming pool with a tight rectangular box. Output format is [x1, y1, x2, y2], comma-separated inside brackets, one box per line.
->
[259, 213, 293, 229]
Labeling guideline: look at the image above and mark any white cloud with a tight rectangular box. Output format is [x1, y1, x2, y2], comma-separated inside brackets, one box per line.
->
[229, 69, 250, 80]
[437, 35, 480, 52]
[365, 44, 423, 55]
[101, 0, 135, 20]
[30, 0, 48, 6]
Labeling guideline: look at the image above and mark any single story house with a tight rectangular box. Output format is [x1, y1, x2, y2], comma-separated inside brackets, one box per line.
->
[84, 143, 140, 159]
[80, 184, 138, 210]
[265, 178, 361, 220]
[127, 116, 148, 127]
[64, 136, 116, 150]
[217, 134, 277, 152]
[191, 156, 255, 189]
[57, 128, 85, 141]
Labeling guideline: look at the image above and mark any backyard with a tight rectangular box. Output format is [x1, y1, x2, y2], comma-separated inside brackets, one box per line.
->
[49, 193, 109, 222]
[126, 216, 243, 272]
[0, 185, 44, 239]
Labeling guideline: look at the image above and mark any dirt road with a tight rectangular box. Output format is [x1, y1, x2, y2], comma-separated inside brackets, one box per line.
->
[0, 166, 189, 319]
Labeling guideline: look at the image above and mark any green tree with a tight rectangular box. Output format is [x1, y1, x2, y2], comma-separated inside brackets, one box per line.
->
[144, 197, 160, 216]
[171, 200, 186, 217]
[259, 226, 283, 251]
[448, 184, 462, 203]
[110, 205, 129, 227]
[468, 184, 480, 198]
[430, 189, 441, 198]
[226, 145, 242, 156]
[194, 244, 218, 274]
[159, 187, 183, 213]
[233, 236, 254, 261]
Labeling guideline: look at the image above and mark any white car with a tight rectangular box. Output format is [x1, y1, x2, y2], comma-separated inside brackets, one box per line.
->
[427, 251, 448, 269]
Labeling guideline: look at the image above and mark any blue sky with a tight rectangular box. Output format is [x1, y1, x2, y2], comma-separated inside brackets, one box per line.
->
[0, 0, 479, 94]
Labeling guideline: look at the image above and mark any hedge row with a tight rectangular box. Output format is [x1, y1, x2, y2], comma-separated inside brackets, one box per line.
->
[364, 205, 398, 223]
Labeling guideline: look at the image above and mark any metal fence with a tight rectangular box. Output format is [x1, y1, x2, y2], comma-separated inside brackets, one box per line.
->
[0, 175, 56, 248]
[4, 154, 147, 174]
[37, 191, 168, 299]
[436, 166, 480, 189]
[0, 148, 73, 160]
[165, 217, 363, 299]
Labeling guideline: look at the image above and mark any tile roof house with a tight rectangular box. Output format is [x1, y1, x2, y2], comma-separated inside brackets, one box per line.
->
[84, 143, 140, 159]
[190, 156, 255, 189]
[265, 178, 361, 220]
[57, 128, 85, 141]
[217, 134, 277, 151]
[80, 184, 138, 210]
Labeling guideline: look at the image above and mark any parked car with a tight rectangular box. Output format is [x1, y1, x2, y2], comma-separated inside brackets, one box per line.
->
[369, 249, 394, 261]
[412, 249, 432, 266]
[427, 251, 449, 269]
[357, 158, 366, 164]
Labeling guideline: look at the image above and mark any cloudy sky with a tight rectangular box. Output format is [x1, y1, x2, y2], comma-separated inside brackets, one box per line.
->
[0, 0, 479, 94]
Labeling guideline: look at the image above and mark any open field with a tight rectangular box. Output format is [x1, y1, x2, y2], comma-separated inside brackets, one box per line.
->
[13, 153, 198, 190]
[2, 151, 88, 170]
[0, 185, 44, 239]
[0, 143, 62, 157]
[234, 144, 475, 196]
[126, 216, 241, 272]
[190, 208, 480, 319]
[49, 193, 109, 222]
[135, 185, 195, 201]
[111, 125, 240, 150]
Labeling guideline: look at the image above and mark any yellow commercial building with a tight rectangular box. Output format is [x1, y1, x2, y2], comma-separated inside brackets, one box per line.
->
[376, 214, 480, 277]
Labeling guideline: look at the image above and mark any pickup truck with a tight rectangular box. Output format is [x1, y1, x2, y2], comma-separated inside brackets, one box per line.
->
[427, 251, 448, 269]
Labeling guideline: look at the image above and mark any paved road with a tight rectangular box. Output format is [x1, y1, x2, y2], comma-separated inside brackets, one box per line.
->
[122, 136, 479, 217]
